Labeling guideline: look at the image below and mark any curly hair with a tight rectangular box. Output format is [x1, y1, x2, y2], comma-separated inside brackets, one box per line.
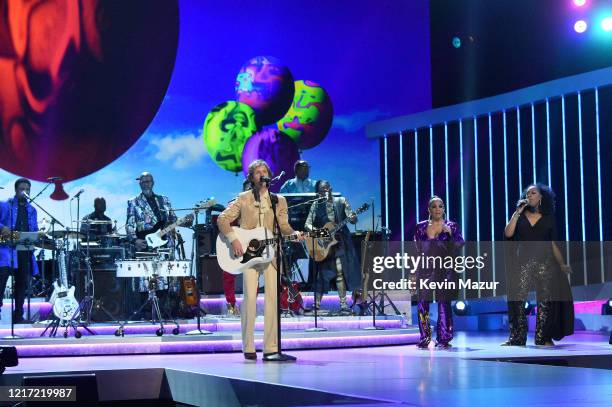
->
[521, 183, 556, 215]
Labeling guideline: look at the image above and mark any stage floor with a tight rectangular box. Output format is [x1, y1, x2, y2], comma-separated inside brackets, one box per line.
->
[1, 331, 611, 406]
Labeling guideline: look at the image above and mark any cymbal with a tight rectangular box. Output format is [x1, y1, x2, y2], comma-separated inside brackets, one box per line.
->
[80, 219, 113, 225]
[49, 230, 85, 239]
[103, 233, 127, 238]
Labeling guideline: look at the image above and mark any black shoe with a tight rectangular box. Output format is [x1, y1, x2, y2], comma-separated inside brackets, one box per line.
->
[243, 352, 257, 360]
[263, 352, 297, 362]
[500, 340, 526, 347]
[435, 342, 452, 350]
[417, 340, 431, 349]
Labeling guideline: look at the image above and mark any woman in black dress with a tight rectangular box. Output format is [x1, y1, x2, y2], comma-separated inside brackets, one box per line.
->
[503, 183, 572, 346]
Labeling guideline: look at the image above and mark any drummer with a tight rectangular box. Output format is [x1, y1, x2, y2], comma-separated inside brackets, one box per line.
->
[80, 197, 112, 243]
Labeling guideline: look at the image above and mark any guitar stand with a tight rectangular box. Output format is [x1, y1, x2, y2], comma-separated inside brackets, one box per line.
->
[40, 313, 90, 338]
[185, 305, 213, 335]
[115, 280, 180, 337]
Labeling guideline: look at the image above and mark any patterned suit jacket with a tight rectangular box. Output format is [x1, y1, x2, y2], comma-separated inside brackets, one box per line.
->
[126, 193, 177, 241]
[126, 193, 177, 291]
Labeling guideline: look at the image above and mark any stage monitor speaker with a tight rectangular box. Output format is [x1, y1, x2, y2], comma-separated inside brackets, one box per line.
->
[199, 256, 224, 295]
[91, 270, 129, 321]
[23, 373, 98, 405]
[195, 223, 218, 256]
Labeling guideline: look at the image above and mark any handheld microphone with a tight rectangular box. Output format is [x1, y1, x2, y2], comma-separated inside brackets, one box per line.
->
[516, 199, 528, 208]
[71, 189, 85, 200]
[47, 176, 63, 182]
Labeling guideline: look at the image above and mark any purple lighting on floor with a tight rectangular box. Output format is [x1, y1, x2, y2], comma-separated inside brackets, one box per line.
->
[14, 332, 419, 357]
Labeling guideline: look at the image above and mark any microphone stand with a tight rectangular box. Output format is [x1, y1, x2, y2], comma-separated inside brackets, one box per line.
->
[304, 196, 327, 333]
[186, 205, 212, 335]
[268, 188, 296, 361]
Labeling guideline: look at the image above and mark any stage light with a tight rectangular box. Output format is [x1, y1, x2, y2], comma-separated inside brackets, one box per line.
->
[602, 299, 612, 315]
[574, 20, 588, 33]
[601, 17, 612, 32]
[453, 300, 469, 316]
[452, 36, 461, 48]
[524, 301, 535, 315]
[573, 0, 586, 7]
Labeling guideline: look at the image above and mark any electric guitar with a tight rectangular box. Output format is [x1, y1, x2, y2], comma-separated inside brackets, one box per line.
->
[48, 242, 79, 323]
[140, 198, 216, 248]
[307, 203, 370, 262]
[216, 226, 329, 274]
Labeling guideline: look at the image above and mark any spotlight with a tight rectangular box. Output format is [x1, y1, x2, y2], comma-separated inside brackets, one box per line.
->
[602, 299, 612, 315]
[574, 20, 588, 33]
[452, 36, 461, 49]
[524, 301, 535, 315]
[602, 17, 612, 32]
[453, 300, 469, 316]
[573, 0, 586, 7]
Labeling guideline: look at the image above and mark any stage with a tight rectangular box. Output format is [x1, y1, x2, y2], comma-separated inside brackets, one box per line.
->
[0, 331, 610, 406]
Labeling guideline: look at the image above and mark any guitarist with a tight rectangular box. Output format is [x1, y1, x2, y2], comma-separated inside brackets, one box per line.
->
[126, 172, 180, 314]
[304, 180, 359, 316]
[0, 178, 40, 323]
[217, 159, 304, 362]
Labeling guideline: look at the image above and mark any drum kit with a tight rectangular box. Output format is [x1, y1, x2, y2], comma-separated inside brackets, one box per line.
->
[26, 217, 200, 338]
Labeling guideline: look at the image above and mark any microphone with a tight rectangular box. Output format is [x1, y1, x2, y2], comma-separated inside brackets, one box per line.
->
[47, 176, 63, 182]
[260, 176, 271, 185]
[71, 189, 85, 200]
[516, 199, 528, 209]
[0, 186, 3, 189]
[22, 192, 31, 200]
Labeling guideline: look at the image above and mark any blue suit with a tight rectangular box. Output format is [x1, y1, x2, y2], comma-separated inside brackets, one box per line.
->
[0, 198, 39, 275]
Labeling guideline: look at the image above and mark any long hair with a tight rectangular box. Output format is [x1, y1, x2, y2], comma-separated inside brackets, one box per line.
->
[521, 183, 556, 215]
[246, 159, 273, 184]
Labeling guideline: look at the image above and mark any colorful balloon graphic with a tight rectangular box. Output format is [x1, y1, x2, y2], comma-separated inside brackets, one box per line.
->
[0, 0, 179, 199]
[203, 101, 258, 172]
[241, 128, 300, 192]
[235, 56, 295, 126]
[277, 80, 333, 150]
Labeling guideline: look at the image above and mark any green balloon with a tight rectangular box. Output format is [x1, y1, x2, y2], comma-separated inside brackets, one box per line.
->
[203, 101, 258, 172]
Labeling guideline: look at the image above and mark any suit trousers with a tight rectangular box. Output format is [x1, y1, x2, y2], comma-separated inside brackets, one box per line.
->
[241, 261, 278, 354]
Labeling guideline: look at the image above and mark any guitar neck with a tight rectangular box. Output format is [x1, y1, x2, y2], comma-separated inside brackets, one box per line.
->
[158, 221, 179, 238]
[260, 231, 319, 246]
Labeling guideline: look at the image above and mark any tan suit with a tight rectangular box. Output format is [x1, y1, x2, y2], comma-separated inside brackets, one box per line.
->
[217, 190, 294, 354]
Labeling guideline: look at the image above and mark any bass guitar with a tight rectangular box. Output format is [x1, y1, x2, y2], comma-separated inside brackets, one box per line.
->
[139, 198, 216, 248]
[216, 227, 329, 274]
[307, 203, 370, 262]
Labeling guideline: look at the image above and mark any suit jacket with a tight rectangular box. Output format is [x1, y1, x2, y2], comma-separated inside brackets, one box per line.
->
[126, 193, 176, 241]
[0, 198, 40, 274]
[217, 190, 294, 243]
